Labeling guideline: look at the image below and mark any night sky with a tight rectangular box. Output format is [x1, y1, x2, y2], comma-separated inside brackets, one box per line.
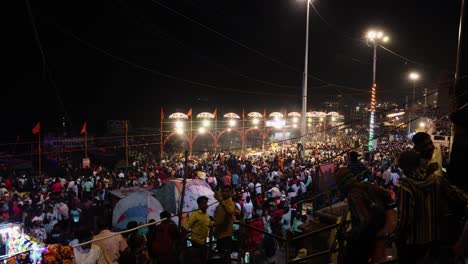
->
[6, 0, 462, 141]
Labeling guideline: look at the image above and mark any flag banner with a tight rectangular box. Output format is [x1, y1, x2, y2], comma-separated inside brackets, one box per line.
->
[80, 121, 87, 134]
[187, 108, 192, 117]
[32, 122, 40, 135]
[213, 108, 217, 117]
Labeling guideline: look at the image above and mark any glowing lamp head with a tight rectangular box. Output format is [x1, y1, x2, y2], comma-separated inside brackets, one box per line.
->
[319, 117, 324, 122]
[308, 118, 312, 122]
[292, 117, 299, 123]
[198, 127, 206, 134]
[331, 117, 336, 122]
[293, 124, 298, 128]
[175, 128, 184, 135]
[382, 36, 389, 43]
[227, 128, 232, 132]
[175, 121, 183, 128]
[419, 122, 426, 128]
[202, 119, 210, 127]
[252, 118, 259, 125]
[409, 72, 420, 81]
[367, 30, 376, 40]
[229, 119, 236, 127]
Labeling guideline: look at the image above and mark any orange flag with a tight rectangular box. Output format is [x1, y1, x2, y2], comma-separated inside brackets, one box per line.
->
[32, 122, 40, 135]
[187, 108, 192, 117]
[213, 108, 217, 117]
[80, 121, 87, 134]
[263, 109, 266, 119]
[161, 107, 164, 120]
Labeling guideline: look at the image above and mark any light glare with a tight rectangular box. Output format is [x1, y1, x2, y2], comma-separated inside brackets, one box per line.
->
[367, 31, 376, 39]
[409, 72, 420, 80]
[175, 121, 183, 128]
[229, 120, 236, 127]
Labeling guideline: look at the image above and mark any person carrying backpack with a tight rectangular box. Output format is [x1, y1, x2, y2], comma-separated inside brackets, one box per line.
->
[334, 168, 396, 263]
[150, 211, 181, 264]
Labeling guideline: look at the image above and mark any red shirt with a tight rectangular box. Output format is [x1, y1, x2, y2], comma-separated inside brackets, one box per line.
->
[52, 182, 62, 193]
[222, 175, 231, 186]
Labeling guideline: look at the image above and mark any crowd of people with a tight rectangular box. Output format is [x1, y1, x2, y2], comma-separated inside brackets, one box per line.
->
[0, 131, 466, 263]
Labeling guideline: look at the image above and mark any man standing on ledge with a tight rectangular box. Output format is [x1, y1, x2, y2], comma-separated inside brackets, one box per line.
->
[214, 185, 235, 261]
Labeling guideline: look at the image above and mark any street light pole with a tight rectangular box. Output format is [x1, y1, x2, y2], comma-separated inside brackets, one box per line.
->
[301, 0, 310, 150]
[368, 43, 377, 151]
[365, 30, 388, 151]
[408, 72, 420, 135]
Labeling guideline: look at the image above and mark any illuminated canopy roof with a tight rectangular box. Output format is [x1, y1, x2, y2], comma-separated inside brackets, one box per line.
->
[247, 112, 263, 118]
[287, 112, 301, 117]
[223, 112, 240, 119]
[269, 112, 283, 118]
[169, 112, 189, 119]
[196, 112, 215, 119]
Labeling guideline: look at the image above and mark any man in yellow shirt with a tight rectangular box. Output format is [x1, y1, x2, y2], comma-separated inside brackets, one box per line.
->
[214, 185, 235, 259]
[182, 196, 213, 264]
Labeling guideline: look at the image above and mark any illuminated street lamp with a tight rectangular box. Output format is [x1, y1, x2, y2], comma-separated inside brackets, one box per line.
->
[202, 119, 210, 127]
[229, 119, 236, 127]
[365, 29, 390, 151]
[175, 128, 184, 135]
[408, 71, 420, 134]
[198, 127, 206, 134]
[252, 118, 259, 125]
[175, 121, 183, 128]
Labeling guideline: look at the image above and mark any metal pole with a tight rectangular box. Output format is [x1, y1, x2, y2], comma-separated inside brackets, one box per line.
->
[178, 150, 189, 227]
[367, 43, 377, 151]
[424, 88, 428, 108]
[406, 95, 411, 135]
[412, 81, 416, 133]
[38, 132, 42, 177]
[301, 0, 310, 149]
[125, 120, 129, 168]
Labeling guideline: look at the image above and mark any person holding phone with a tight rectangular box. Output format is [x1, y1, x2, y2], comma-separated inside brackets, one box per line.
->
[214, 185, 235, 260]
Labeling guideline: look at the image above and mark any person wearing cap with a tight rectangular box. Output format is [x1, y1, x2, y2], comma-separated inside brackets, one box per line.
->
[334, 167, 396, 263]
[347, 151, 371, 181]
[396, 151, 468, 263]
[182, 196, 213, 264]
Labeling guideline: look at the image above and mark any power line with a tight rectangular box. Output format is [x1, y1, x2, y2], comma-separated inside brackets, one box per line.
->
[57, 27, 297, 98]
[149, 0, 302, 74]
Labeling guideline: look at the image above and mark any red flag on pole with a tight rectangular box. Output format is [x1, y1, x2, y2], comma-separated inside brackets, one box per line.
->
[187, 108, 192, 117]
[80, 121, 87, 134]
[161, 107, 164, 120]
[263, 110, 266, 119]
[213, 108, 217, 117]
[32, 122, 40, 135]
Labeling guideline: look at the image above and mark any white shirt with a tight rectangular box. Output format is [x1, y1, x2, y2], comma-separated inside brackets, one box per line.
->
[300, 182, 307, 194]
[255, 183, 262, 195]
[73, 244, 107, 264]
[281, 210, 291, 229]
[391, 173, 400, 187]
[243, 201, 254, 220]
